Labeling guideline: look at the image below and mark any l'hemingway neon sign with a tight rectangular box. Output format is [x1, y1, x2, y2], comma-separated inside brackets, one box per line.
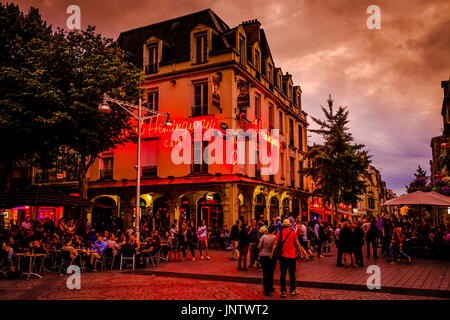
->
[137, 116, 280, 175]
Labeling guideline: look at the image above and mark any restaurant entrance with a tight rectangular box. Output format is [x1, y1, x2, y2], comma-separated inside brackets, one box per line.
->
[197, 194, 223, 229]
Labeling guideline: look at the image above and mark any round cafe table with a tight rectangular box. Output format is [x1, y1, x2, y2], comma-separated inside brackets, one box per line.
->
[15, 253, 47, 280]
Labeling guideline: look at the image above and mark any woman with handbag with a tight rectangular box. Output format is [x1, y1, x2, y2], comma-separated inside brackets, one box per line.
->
[258, 225, 276, 296]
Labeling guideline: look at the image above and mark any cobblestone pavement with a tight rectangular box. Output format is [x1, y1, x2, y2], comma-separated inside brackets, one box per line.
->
[0, 246, 448, 300]
[0, 272, 445, 300]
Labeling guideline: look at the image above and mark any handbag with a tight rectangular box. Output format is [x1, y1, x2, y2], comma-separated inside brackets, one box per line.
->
[272, 230, 292, 259]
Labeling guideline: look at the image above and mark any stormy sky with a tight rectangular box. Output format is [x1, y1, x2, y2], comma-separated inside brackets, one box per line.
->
[6, 0, 450, 196]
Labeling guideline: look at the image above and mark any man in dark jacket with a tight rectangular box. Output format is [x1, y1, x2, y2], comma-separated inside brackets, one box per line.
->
[230, 220, 241, 261]
[352, 221, 365, 267]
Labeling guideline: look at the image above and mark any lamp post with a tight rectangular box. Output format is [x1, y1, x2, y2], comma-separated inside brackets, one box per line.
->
[99, 93, 172, 241]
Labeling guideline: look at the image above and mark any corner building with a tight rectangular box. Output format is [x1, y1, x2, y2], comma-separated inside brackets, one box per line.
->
[82, 9, 312, 229]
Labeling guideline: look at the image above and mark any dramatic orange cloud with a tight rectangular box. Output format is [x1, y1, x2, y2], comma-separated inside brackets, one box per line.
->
[6, 0, 450, 195]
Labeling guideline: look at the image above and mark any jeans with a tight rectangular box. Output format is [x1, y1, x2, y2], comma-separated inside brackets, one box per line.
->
[389, 243, 410, 262]
[317, 240, 323, 256]
[279, 257, 296, 293]
[231, 240, 239, 260]
[260, 256, 275, 295]
[366, 237, 378, 258]
[336, 241, 343, 265]
[238, 246, 248, 269]
[249, 242, 258, 266]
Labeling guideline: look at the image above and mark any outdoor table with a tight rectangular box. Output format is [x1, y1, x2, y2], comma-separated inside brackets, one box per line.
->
[15, 253, 47, 280]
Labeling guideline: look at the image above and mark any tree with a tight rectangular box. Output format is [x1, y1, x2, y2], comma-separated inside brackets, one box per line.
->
[0, 3, 62, 190]
[406, 165, 431, 193]
[48, 26, 141, 200]
[304, 95, 371, 220]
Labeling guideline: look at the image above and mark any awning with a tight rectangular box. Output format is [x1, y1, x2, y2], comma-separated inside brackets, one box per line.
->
[383, 191, 450, 206]
[0, 186, 107, 209]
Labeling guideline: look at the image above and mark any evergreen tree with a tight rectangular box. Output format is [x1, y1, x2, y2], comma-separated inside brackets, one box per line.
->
[304, 95, 371, 220]
[406, 165, 431, 193]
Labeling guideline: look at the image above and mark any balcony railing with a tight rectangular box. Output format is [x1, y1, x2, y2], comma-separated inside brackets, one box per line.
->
[99, 169, 113, 181]
[191, 105, 208, 117]
[142, 166, 157, 179]
[144, 63, 158, 75]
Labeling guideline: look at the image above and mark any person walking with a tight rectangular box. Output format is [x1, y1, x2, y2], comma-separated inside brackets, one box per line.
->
[230, 219, 241, 261]
[387, 222, 412, 264]
[238, 223, 250, 271]
[314, 216, 325, 258]
[340, 221, 357, 268]
[270, 219, 301, 298]
[366, 218, 378, 258]
[196, 220, 210, 260]
[335, 222, 343, 266]
[248, 219, 259, 268]
[258, 225, 276, 296]
[352, 221, 365, 267]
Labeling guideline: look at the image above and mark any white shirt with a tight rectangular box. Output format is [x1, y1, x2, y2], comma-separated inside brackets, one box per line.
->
[197, 225, 207, 238]
[301, 224, 308, 242]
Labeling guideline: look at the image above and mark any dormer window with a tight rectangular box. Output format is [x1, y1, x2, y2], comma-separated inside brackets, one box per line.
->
[289, 84, 293, 100]
[195, 31, 208, 64]
[267, 63, 273, 82]
[145, 43, 159, 74]
[255, 49, 260, 72]
[238, 35, 246, 65]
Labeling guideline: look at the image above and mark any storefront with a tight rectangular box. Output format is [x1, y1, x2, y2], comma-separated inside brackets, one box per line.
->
[197, 193, 223, 229]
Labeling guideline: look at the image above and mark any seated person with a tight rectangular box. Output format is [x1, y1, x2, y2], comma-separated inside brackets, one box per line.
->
[62, 238, 79, 260]
[31, 240, 48, 254]
[141, 231, 161, 255]
[105, 234, 121, 256]
[90, 235, 107, 266]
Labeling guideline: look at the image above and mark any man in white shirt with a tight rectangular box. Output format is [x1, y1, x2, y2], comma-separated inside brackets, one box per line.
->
[196, 220, 210, 260]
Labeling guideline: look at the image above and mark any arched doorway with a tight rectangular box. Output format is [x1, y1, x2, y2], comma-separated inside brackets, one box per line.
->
[269, 197, 279, 221]
[197, 193, 223, 230]
[254, 193, 266, 221]
[92, 197, 115, 233]
[180, 197, 190, 223]
[282, 197, 290, 218]
[292, 198, 299, 218]
[153, 196, 169, 230]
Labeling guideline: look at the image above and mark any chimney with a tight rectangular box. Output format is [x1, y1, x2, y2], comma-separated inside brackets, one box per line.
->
[242, 19, 261, 43]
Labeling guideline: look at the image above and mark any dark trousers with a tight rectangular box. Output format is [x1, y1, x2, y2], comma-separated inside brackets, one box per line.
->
[354, 246, 363, 266]
[336, 241, 343, 265]
[317, 240, 323, 256]
[238, 246, 248, 269]
[182, 241, 195, 258]
[279, 257, 296, 293]
[260, 256, 275, 295]
[366, 237, 378, 258]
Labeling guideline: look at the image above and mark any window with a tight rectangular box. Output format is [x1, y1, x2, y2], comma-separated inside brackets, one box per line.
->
[142, 139, 158, 178]
[289, 119, 294, 146]
[195, 32, 207, 64]
[100, 156, 113, 180]
[192, 140, 208, 174]
[298, 125, 303, 151]
[255, 49, 260, 79]
[368, 197, 375, 209]
[146, 44, 158, 74]
[147, 90, 159, 112]
[192, 81, 208, 116]
[239, 35, 245, 65]
[299, 161, 304, 189]
[279, 110, 283, 134]
[290, 157, 295, 186]
[280, 152, 285, 179]
[267, 63, 273, 82]
[255, 93, 261, 120]
[255, 151, 261, 178]
[269, 103, 274, 130]
[289, 84, 293, 100]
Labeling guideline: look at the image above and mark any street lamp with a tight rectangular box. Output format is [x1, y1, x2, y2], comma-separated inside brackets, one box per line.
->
[98, 92, 172, 241]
